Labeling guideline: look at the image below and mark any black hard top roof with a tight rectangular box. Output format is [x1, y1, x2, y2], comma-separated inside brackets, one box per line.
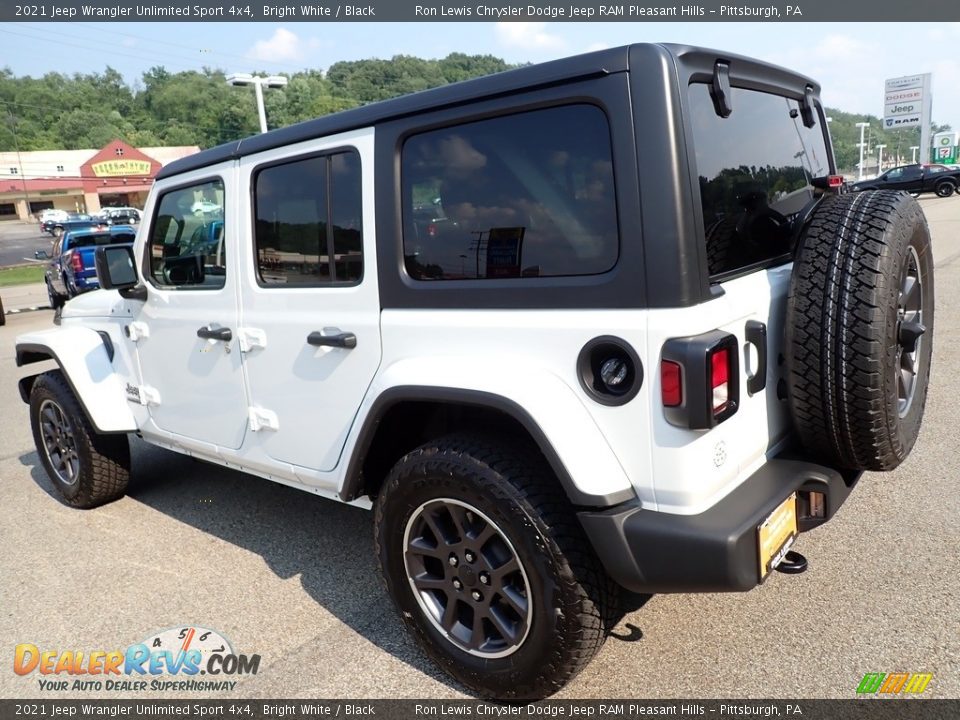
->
[156, 45, 634, 180]
[157, 42, 820, 181]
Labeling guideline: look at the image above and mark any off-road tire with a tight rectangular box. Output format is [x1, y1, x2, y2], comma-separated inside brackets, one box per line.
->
[29, 370, 130, 508]
[374, 433, 615, 699]
[786, 190, 934, 471]
[935, 180, 955, 198]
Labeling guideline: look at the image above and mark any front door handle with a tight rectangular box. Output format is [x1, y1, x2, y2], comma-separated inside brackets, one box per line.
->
[197, 326, 233, 342]
[307, 330, 356, 349]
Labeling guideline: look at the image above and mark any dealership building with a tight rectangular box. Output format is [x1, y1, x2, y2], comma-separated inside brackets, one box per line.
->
[0, 139, 199, 221]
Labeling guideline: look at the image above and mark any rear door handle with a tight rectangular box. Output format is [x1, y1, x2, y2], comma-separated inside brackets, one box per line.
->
[745, 320, 767, 395]
[197, 326, 232, 342]
[307, 330, 356, 349]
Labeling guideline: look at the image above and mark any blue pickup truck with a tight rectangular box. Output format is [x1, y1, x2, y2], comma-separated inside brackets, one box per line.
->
[42, 226, 137, 309]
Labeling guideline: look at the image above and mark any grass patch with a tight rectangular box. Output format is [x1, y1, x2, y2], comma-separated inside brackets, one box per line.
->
[0, 265, 46, 287]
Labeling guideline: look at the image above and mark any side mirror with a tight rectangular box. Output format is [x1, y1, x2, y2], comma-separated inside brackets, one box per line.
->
[95, 245, 139, 290]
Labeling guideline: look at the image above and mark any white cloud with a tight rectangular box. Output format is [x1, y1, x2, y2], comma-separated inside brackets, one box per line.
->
[246, 28, 314, 62]
[585, 42, 610, 53]
[495, 22, 565, 52]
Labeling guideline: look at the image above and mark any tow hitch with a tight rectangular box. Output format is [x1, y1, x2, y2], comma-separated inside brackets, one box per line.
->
[775, 550, 808, 574]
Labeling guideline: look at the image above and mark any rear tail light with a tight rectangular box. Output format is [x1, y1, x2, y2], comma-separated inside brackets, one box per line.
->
[710, 348, 731, 414]
[70, 251, 84, 273]
[427, 223, 437, 237]
[661, 361, 682, 407]
[661, 331, 739, 429]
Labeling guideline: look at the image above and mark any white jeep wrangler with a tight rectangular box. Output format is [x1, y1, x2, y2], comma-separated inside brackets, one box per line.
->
[16, 44, 933, 699]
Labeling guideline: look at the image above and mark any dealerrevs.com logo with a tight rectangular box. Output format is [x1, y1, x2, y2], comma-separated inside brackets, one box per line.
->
[14, 626, 260, 692]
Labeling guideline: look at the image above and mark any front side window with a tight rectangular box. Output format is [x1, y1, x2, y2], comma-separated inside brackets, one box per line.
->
[688, 84, 831, 278]
[147, 179, 225, 289]
[254, 150, 363, 286]
[401, 104, 619, 280]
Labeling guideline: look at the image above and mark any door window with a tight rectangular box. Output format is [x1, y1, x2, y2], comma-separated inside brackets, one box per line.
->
[253, 150, 363, 286]
[146, 179, 226, 289]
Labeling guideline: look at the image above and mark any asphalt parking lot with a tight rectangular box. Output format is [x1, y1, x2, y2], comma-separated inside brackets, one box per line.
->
[0, 222, 54, 269]
[1, 196, 958, 700]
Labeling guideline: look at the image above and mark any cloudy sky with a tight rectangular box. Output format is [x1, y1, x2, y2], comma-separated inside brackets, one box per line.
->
[1, 21, 958, 127]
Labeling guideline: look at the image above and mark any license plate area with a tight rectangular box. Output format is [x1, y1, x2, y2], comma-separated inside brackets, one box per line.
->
[758, 492, 798, 581]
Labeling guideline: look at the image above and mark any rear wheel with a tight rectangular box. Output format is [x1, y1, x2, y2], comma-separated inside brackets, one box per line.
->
[786, 191, 934, 471]
[374, 434, 614, 699]
[29, 371, 130, 508]
[935, 180, 955, 198]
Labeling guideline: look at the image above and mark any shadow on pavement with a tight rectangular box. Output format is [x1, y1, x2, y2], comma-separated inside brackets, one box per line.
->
[20, 437, 651, 695]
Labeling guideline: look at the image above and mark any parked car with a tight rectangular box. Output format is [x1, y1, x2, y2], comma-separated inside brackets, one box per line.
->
[96, 207, 142, 225]
[40, 213, 108, 239]
[40, 226, 137, 309]
[190, 200, 222, 215]
[15, 43, 933, 699]
[37, 209, 69, 225]
[850, 163, 960, 197]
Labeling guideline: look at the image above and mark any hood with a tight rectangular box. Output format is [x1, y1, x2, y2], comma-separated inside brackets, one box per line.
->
[61, 289, 130, 320]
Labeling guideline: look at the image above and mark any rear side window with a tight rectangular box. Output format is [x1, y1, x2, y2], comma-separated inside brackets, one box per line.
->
[688, 84, 830, 279]
[401, 104, 619, 280]
[147, 179, 225, 289]
[253, 150, 363, 286]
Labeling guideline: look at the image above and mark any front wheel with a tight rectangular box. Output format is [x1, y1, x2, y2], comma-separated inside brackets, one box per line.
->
[29, 370, 130, 508]
[374, 434, 615, 699]
[46, 279, 65, 310]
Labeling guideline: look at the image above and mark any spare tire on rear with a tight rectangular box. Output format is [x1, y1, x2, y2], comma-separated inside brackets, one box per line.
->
[786, 190, 934, 471]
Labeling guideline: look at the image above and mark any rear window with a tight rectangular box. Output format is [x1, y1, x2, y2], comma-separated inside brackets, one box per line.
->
[688, 83, 830, 279]
[70, 232, 135, 249]
[401, 104, 619, 280]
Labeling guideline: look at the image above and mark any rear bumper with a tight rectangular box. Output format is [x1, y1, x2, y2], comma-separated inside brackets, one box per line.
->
[578, 458, 861, 593]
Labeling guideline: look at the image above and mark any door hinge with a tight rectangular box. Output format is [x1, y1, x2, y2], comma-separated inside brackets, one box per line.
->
[125, 321, 150, 342]
[126, 383, 161, 406]
[237, 327, 267, 353]
[248, 407, 279, 432]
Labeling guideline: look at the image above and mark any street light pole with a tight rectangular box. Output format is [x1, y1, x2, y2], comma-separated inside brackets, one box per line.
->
[856, 122, 870, 181]
[910, 145, 920, 163]
[6, 112, 30, 219]
[876, 144, 887, 173]
[225, 73, 288, 134]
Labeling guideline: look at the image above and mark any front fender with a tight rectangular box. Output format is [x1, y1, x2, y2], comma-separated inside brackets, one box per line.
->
[16, 326, 137, 434]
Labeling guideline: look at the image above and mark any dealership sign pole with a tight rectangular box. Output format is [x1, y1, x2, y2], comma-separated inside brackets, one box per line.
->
[884, 74, 932, 163]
